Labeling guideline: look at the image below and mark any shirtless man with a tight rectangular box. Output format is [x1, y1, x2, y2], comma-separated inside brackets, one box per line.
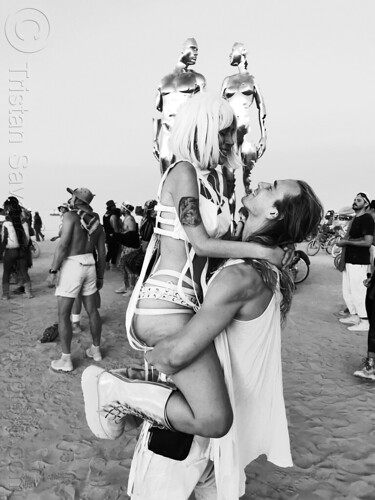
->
[48, 187, 106, 372]
[221, 42, 267, 224]
[153, 38, 206, 174]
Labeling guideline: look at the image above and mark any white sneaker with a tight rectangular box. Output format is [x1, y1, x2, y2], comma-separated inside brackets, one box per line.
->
[348, 320, 369, 332]
[339, 315, 359, 325]
[86, 345, 102, 361]
[115, 285, 126, 294]
[51, 356, 73, 372]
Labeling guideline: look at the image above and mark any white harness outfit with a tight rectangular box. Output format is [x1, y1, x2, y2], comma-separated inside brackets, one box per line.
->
[125, 161, 230, 351]
[128, 259, 293, 500]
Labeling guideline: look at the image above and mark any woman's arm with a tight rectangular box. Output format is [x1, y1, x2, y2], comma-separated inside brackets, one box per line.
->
[168, 162, 285, 266]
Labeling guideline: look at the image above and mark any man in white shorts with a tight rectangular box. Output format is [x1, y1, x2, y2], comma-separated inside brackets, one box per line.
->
[48, 187, 106, 372]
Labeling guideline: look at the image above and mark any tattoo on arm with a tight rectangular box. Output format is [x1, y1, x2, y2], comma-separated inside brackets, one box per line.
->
[179, 197, 202, 227]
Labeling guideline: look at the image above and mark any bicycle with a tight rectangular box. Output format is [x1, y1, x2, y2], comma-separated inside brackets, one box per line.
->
[289, 250, 310, 284]
[306, 233, 337, 256]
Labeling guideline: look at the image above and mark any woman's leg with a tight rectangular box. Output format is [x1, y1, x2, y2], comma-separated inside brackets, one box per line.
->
[2, 249, 18, 285]
[134, 313, 233, 438]
[2, 249, 18, 297]
[17, 257, 33, 297]
[166, 344, 233, 438]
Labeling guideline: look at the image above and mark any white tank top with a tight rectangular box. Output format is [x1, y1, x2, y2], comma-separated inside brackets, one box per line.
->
[209, 260, 293, 499]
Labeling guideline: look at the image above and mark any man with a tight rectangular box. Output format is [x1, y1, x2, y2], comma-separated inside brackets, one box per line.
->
[48, 187, 105, 372]
[81, 179, 323, 499]
[153, 38, 206, 174]
[102, 199, 121, 270]
[354, 200, 375, 379]
[337, 192, 374, 332]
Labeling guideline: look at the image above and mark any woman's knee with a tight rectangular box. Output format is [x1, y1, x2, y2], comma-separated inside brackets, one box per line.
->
[195, 406, 233, 438]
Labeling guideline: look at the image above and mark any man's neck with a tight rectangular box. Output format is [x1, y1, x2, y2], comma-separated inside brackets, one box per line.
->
[242, 217, 264, 241]
[354, 208, 367, 218]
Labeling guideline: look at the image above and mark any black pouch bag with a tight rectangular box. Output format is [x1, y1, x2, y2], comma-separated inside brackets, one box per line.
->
[148, 426, 194, 461]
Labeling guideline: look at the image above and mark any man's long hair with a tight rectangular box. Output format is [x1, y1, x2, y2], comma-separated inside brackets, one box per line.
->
[169, 93, 242, 171]
[246, 180, 324, 324]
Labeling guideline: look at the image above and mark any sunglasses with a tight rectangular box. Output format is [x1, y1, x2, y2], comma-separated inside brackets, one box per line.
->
[357, 192, 370, 205]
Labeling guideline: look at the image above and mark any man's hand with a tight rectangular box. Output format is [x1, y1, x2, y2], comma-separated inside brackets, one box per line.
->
[263, 246, 288, 269]
[281, 244, 296, 269]
[46, 273, 57, 288]
[337, 238, 348, 247]
[364, 277, 372, 288]
[146, 346, 177, 376]
[96, 278, 104, 291]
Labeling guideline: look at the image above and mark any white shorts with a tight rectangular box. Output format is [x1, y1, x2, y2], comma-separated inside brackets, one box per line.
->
[128, 424, 216, 500]
[55, 254, 97, 298]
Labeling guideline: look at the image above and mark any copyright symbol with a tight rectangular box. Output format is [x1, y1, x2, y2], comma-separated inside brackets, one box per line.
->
[5, 8, 50, 53]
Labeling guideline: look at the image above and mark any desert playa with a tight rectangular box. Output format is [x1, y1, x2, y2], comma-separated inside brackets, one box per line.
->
[0, 241, 374, 500]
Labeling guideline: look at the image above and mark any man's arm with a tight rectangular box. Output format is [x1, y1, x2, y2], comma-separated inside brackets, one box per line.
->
[147, 265, 257, 374]
[338, 235, 373, 247]
[110, 214, 121, 233]
[50, 212, 75, 270]
[95, 228, 106, 290]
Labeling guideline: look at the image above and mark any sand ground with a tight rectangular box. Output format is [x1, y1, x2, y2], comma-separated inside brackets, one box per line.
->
[0, 240, 374, 500]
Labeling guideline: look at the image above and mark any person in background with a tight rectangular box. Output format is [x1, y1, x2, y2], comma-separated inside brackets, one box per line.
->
[116, 202, 140, 295]
[51, 203, 70, 242]
[33, 211, 45, 242]
[354, 200, 375, 379]
[139, 199, 157, 251]
[103, 200, 121, 270]
[1, 197, 33, 299]
[48, 188, 105, 372]
[337, 192, 374, 332]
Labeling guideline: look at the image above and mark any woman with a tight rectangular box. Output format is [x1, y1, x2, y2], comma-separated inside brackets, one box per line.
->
[1, 198, 33, 299]
[83, 93, 287, 438]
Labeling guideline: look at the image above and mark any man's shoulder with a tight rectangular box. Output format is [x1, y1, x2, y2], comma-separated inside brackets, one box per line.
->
[212, 260, 262, 295]
[357, 213, 374, 227]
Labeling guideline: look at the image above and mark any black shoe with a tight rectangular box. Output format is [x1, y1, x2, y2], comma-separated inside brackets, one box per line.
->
[13, 286, 25, 295]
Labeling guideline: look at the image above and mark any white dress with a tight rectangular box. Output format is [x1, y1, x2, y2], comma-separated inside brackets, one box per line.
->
[211, 260, 293, 499]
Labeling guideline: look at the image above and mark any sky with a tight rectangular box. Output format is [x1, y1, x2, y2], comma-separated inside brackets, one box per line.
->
[1, 0, 374, 225]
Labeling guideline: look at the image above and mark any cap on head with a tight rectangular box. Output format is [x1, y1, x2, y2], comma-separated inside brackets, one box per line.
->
[357, 192, 370, 207]
[106, 200, 116, 209]
[58, 202, 69, 211]
[66, 188, 95, 205]
[121, 201, 134, 213]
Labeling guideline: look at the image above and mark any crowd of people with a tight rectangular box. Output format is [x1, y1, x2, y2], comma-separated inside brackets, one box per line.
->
[1, 92, 374, 499]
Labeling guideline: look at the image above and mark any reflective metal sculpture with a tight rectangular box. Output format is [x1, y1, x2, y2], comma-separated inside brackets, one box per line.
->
[153, 38, 206, 174]
[221, 42, 267, 220]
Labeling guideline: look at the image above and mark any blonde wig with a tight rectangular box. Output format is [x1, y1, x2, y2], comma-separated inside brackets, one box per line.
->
[169, 93, 242, 171]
